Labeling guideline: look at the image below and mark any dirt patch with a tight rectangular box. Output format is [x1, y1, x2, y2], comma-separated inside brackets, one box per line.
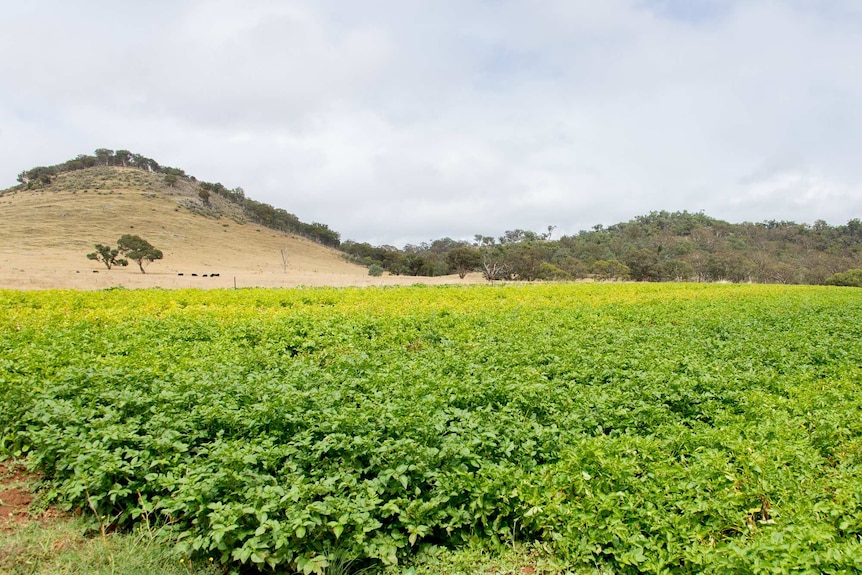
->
[0, 485, 32, 529]
[0, 461, 63, 531]
[0, 462, 34, 530]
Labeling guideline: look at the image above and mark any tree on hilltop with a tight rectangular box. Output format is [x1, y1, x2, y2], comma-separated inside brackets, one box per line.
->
[117, 234, 163, 273]
[86, 244, 128, 270]
[94, 148, 114, 166]
[114, 149, 132, 167]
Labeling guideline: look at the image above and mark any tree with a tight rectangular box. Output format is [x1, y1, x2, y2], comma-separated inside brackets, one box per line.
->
[404, 254, 427, 276]
[481, 255, 509, 281]
[117, 234, 162, 273]
[198, 188, 211, 205]
[306, 222, 341, 247]
[94, 148, 114, 166]
[661, 259, 694, 282]
[114, 149, 132, 167]
[446, 247, 482, 279]
[499, 229, 538, 244]
[164, 173, 178, 187]
[625, 248, 661, 281]
[86, 243, 128, 270]
[130, 153, 150, 170]
[505, 243, 546, 281]
[559, 256, 589, 279]
[591, 259, 630, 281]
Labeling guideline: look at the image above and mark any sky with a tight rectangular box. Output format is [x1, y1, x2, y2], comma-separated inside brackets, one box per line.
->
[2, 0, 861, 246]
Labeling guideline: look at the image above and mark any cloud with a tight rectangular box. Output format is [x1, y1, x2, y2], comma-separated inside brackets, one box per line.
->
[725, 167, 862, 225]
[638, 0, 738, 24]
[1, 0, 861, 245]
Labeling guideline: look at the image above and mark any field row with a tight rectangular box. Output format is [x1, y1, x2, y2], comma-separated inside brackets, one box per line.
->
[2, 284, 861, 573]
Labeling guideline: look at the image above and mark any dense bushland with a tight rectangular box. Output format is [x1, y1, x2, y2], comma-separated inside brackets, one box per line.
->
[343, 211, 862, 284]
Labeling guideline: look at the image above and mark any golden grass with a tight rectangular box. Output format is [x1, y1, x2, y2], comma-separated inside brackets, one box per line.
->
[0, 167, 481, 290]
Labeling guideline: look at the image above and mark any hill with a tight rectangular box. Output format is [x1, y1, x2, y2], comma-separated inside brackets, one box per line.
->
[346, 211, 862, 284]
[6, 151, 859, 289]
[0, 165, 468, 290]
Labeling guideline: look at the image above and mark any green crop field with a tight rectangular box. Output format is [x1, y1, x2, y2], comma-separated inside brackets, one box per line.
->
[2, 284, 861, 573]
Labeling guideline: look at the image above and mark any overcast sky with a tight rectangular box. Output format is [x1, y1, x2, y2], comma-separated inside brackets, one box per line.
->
[2, 1, 861, 246]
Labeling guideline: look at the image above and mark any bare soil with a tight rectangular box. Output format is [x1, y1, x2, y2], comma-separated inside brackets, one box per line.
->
[0, 464, 32, 530]
[0, 461, 62, 531]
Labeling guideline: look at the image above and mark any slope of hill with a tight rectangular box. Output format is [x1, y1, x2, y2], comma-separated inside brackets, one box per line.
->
[0, 166, 447, 290]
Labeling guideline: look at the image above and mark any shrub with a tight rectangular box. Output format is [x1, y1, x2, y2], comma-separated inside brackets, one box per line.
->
[824, 268, 862, 287]
[368, 264, 384, 277]
[536, 262, 570, 281]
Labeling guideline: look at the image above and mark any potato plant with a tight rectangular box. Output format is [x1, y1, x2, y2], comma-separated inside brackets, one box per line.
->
[1, 284, 861, 573]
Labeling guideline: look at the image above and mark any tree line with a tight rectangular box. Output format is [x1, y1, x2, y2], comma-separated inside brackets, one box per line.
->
[16, 149, 180, 187]
[14, 149, 341, 249]
[342, 211, 862, 285]
[196, 181, 340, 247]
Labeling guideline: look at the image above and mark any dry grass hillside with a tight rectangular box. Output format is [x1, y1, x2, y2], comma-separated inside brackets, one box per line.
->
[0, 167, 479, 290]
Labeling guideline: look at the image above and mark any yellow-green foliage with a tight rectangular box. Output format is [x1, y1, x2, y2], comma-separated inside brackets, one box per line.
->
[1, 284, 862, 574]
